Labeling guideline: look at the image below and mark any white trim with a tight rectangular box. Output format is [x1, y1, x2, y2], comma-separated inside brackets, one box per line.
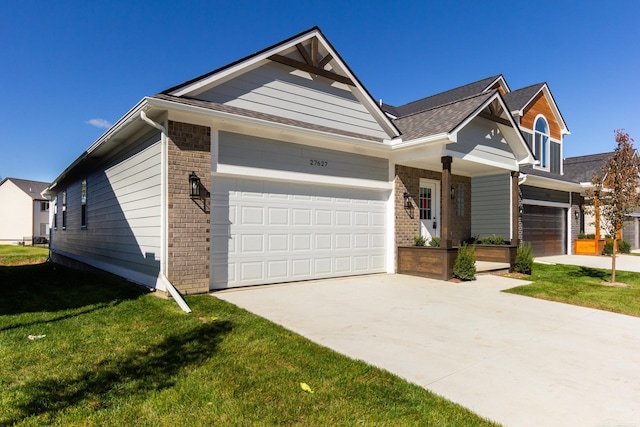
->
[522, 198, 570, 208]
[214, 164, 393, 190]
[444, 149, 519, 172]
[419, 178, 440, 240]
[532, 114, 551, 172]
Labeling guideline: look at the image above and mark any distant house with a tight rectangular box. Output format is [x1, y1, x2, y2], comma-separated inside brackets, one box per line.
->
[564, 152, 640, 249]
[0, 178, 51, 245]
[44, 26, 584, 303]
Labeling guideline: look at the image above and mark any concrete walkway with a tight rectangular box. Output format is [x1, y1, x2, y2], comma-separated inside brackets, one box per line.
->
[215, 273, 640, 426]
[536, 253, 640, 272]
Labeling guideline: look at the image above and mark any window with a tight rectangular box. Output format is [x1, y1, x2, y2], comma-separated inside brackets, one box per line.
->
[40, 201, 49, 212]
[53, 197, 58, 229]
[534, 116, 549, 169]
[419, 187, 432, 220]
[62, 190, 67, 230]
[81, 180, 87, 228]
[456, 183, 465, 216]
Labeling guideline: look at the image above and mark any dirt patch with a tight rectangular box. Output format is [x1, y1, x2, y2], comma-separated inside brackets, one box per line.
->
[600, 281, 632, 288]
[492, 271, 530, 279]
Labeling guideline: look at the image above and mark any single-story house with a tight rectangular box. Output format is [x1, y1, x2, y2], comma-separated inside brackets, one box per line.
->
[44, 27, 583, 308]
[0, 177, 50, 245]
[564, 152, 640, 249]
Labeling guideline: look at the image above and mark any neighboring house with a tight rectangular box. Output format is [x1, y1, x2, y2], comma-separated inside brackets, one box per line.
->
[564, 152, 640, 249]
[0, 178, 51, 245]
[44, 26, 579, 300]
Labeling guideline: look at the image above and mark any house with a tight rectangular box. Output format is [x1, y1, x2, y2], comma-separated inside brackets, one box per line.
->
[43, 27, 579, 306]
[564, 152, 640, 249]
[0, 178, 51, 245]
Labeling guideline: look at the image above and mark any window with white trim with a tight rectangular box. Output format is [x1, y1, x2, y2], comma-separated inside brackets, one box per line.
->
[81, 179, 87, 228]
[534, 116, 550, 170]
[62, 190, 67, 230]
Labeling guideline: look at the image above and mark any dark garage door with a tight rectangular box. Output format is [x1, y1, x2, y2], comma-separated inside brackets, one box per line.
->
[522, 205, 566, 256]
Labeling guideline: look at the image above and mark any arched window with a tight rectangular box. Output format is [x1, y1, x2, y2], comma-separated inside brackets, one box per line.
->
[534, 116, 549, 169]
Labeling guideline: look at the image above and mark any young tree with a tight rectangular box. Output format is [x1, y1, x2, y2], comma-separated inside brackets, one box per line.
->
[592, 130, 640, 283]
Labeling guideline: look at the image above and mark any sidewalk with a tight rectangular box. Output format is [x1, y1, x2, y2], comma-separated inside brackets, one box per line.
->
[535, 254, 640, 272]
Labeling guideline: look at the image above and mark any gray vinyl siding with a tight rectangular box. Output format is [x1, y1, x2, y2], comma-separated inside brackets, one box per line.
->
[522, 130, 533, 151]
[550, 141, 561, 174]
[219, 131, 388, 182]
[449, 118, 517, 168]
[197, 61, 389, 140]
[471, 174, 511, 238]
[51, 132, 162, 282]
[522, 185, 569, 204]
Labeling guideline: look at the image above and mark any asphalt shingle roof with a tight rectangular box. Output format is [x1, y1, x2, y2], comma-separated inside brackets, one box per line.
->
[152, 94, 385, 142]
[392, 92, 494, 140]
[562, 152, 613, 183]
[382, 75, 501, 118]
[502, 83, 545, 112]
[1, 178, 50, 200]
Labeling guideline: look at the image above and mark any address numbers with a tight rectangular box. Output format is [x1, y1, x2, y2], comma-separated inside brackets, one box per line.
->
[309, 159, 328, 167]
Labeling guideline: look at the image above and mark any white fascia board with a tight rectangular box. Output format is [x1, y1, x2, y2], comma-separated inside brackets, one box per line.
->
[522, 198, 570, 208]
[46, 98, 149, 195]
[389, 133, 448, 150]
[214, 164, 393, 191]
[146, 96, 389, 153]
[523, 174, 583, 192]
[169, 31, 322, 97]
[443, 149, 519, 172]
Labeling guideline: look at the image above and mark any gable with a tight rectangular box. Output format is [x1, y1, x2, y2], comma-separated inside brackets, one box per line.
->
[164, 28, 399, 141]
[520, 90, 563, 140]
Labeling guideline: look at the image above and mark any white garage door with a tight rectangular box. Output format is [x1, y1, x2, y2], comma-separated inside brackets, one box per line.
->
[210, 178, 388, 289]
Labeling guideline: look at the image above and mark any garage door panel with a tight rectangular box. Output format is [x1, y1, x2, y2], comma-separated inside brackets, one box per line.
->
[522, 205, 566, 257]
[211, 178, 388, 289]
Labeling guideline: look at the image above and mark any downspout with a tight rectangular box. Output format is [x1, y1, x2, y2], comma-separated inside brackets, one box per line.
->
[140, 110, 192, 313]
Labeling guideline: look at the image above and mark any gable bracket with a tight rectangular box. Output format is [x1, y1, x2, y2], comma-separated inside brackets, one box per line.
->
[478, 111, 513, 127]
[269, 53, 355, 86]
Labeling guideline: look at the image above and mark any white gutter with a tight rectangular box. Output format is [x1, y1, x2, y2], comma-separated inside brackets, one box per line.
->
[519, 174, 528, 186]
[140, 111, 192, 314]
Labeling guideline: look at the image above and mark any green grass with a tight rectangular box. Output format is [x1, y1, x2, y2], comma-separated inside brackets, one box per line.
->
[0, 245, 48, 265]
[1, 247, 497, 426]
[504, 263, 640, 317]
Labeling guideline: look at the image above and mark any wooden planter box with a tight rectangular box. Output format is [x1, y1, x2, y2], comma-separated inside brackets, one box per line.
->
[397, 246, 458, 280]
[574, 239, 605, 255]
[473, 244, 517, 266]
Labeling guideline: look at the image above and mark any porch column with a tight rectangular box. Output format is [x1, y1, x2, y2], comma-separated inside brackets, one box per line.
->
[511, 171, 520, 246]
[441, 156, 452, 248]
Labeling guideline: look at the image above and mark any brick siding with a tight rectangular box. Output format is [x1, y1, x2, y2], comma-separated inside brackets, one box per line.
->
[167, 121, 211, 294]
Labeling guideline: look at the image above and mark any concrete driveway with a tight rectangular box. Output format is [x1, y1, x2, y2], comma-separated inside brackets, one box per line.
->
[215, 273, 640, 427]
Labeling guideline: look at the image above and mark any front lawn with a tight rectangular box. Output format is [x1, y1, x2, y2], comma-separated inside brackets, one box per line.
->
[504, 263, 640, 317]
[1, 248, 497, 426]
[0, 245, 48, 266]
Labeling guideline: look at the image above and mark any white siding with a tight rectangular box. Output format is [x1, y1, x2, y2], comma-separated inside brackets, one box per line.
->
[450, 118, 517, 168]
[471, 174, 511, 238]
[197, 61, 389, 140]
[0, 181, 33, 244]
[219, 131, 388, 182]
[50, 132, 162, 284]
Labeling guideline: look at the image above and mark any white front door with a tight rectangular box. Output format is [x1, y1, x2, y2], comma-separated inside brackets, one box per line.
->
[419, 179, 440, 242]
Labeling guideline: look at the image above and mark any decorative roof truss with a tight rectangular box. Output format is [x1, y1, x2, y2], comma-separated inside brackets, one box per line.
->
[269, 37, 354, 86]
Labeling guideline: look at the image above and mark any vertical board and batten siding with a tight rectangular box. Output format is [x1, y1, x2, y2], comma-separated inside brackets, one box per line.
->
[471, 174, 511, 238]
[51, 132, 163, 284]
[450, 119, 517, 169]
[196, 61, 389, 140]
[520, 92, 562, 140]
[550, 141, 561, 174]
[218, 131, 388, 182]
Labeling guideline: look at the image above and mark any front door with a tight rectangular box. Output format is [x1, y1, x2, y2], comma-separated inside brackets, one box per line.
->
[419, 179, 440, 243]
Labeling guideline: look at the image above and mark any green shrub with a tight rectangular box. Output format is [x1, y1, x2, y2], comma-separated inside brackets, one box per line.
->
[514, 242, 534, 275]
[602, 239, 630, 255]
[578, 232, 596, 239]
[428, 237, 441, 247]
[453, 243, 476, 281]
[478, 234, 505, 245]
[413, 235, 427, 246]
[620, 239, 631, 254]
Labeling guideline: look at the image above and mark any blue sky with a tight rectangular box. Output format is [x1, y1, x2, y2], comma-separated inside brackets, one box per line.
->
[2, 0, 639, 183]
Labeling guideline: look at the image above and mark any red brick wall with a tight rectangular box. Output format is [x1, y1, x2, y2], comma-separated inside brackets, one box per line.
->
[167, 121, 211, 294]
[394, 165, 471, 261]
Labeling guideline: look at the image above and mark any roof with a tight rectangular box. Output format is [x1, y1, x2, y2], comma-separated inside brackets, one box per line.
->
[152, 94, 384, 142]
[562, 152, 613, 183]
[1, 177, 50, 200]
[382, 75, 502, 118]
[502, 83, 545, 112]
[392, 92, 495, 140]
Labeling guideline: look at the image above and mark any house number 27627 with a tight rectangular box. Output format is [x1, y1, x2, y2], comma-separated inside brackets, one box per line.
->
[310, 159, 328, 167]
